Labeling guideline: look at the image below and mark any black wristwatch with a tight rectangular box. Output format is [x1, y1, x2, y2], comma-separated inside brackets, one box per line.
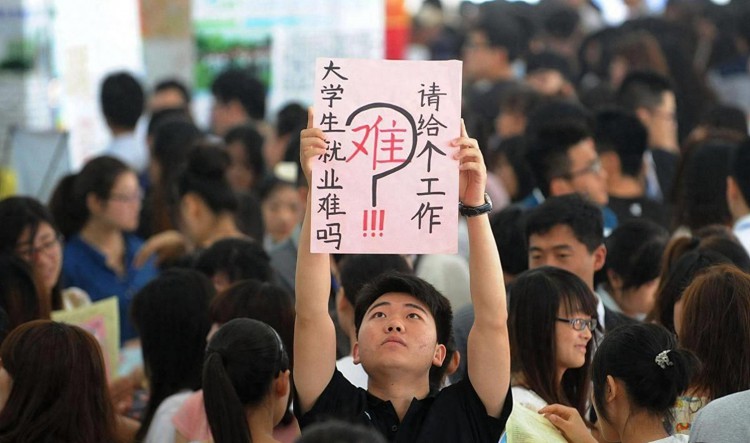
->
[459, 193, 492, 217]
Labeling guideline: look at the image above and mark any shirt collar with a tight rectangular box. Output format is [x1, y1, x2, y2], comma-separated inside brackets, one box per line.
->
[734, 213, 750, 232]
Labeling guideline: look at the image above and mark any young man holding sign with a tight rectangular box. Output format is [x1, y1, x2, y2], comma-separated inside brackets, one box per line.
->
[294, 110, 511, 442]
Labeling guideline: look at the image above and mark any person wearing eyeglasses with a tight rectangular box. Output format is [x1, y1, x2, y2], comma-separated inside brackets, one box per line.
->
[525, 194, 637, 337]
[49, 155, 158, 344]
[506, 266, 597, 438]
[0, 197, 74, 312]
[522, 101, 618, 235]
[540, 323, 698, 443]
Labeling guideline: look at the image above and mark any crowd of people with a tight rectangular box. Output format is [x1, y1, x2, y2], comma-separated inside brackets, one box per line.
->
[0, 0, 749, 442]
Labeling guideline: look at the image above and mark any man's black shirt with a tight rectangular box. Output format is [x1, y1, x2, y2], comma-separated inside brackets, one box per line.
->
[295, 369, 513, 443]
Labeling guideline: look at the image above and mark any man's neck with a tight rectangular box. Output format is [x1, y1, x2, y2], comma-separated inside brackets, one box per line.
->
[732, 204, 750, 226]
[480, 65, 514, 84]
[200, 213, 243, 248]
[367, 373, 430, 422]
[109, 125, 134, 137]
[608, 175, 644, 199]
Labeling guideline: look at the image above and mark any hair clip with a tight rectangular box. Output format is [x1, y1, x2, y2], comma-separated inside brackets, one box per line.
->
[655, 350, 673, 369]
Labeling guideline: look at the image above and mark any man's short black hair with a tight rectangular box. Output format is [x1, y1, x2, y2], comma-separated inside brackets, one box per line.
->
[526, 51, 574, 83]
[525, 126, 591, 198]
[153, 78, 191, 105]
[524, 101, 593, 197]
[211, 68, 266, 121]
[542, 4, 580, 40]
[276, 102, 307, 138]
[499, 85, 543, 117]
[594, 108, 648, 178]
[474, 5, 523, 61]
[100, 71, 144, 129]
[354, 273, 452, 348]
[491, 206, 528, 277]
[605, 219, 668, 291]
[730, 138, 750, 207]
[525, 194, 604, 253]
[616, 70, 673, 112]
[338, 255, 412, 307]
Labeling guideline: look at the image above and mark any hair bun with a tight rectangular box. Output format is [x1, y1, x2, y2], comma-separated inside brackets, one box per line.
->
[659, 347, 699, 395]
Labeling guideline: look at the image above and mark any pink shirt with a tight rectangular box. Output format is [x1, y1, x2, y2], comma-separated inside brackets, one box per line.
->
[172, 390, 299, 442]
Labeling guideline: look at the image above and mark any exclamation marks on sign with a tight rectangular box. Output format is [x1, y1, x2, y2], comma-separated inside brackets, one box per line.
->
[362, 209, 385, 237]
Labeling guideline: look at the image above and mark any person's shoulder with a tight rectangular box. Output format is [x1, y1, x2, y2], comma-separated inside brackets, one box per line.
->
[650, 148, 679, 165]
[63, 234, 86, 251]
[294, 369, 367, 428]
[423, 377, 512, 440]
[696, 389, 750, 417]
[604, 306, 638, 331]
[62, 235, 97, 265]
[511, 386, 548, 410]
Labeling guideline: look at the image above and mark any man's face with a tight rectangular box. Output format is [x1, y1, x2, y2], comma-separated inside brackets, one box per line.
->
[556, 138, 609, 206]
[211, 98, 248, 137]
[353, 292, 445, 377]
[149, 88, 187, 113]
[644, 91, 678, 150]
[462, 31, 496, 82]
[528, 224, 605, 290]
[526, 69, 568, 97]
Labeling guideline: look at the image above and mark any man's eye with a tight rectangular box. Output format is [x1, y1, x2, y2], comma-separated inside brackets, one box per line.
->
[372, 312, 385, 319]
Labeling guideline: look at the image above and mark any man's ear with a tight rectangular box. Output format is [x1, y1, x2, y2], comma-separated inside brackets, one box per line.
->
[182, 193, 203, 219]
[336, 289, 352, 317]
[352, 342, 361, 365]
[549, 177, 574, 197]
[634, 107, 652, 127]
[606, 269, 623, 292]
[432, 343, 447, 367]
[599, 151, 620, 181]
[727, 176, 747, 210]
[593, 244, 607, 272]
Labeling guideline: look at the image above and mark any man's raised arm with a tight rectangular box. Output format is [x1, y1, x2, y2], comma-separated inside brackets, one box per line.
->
[454, 121, 510, 418]
[294, 110, 338, 414]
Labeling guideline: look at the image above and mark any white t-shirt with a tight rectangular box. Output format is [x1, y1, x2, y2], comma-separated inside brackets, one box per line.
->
[336, 355, 368, 389]
[511, 386, 548, 411]
[143, 391, 193, 443]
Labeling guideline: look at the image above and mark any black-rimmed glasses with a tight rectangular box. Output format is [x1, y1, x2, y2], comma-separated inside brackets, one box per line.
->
[556, 317, 597, 331]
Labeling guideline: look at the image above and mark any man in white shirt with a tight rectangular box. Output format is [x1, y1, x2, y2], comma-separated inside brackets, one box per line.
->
[100, 72, 147, 172]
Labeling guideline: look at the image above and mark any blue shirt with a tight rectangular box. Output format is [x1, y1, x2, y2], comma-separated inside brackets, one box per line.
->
[62, 233, 158, 343]
[519, 188, 619, 236]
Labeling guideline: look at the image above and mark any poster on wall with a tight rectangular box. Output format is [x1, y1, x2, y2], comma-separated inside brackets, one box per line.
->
[192, 0, 385, 124]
